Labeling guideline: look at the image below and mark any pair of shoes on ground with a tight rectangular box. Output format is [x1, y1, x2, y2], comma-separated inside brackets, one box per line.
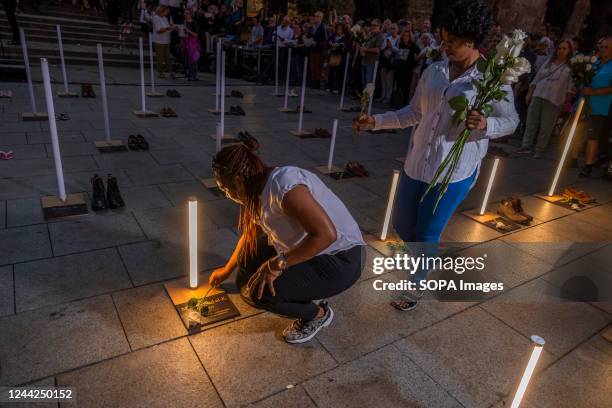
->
[283, 301, 333, 344]
[166, 89, 181, 98]
[313, 128, 331, 138]
[81, 83, 95, 97]
[160, 107, 177, 117]
[344, 161, 369, 177]
[497, 197, 533, 225]
[0, 151, 14, 160]
[229, 106, 245, 115]
[237, 131, 259, 149]
[55, 113, 69, 121]
[230, 90, 243, 98]
[91, 174, 125, 211]
[127, 135, 149, 150]
[0, 90, 12, 98]
[563, 187, 594, 204]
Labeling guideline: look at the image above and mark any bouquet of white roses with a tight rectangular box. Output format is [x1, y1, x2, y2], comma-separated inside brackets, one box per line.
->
[422, 29, 531, 212]
[569, 54, 597, 88]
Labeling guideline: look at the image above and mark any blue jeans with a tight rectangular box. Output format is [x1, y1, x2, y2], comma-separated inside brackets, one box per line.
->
[393, 169, 477, 291]
[361, 63, 375, 86]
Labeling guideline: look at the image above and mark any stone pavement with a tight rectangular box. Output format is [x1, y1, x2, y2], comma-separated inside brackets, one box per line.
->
[0, 71, 611, 408]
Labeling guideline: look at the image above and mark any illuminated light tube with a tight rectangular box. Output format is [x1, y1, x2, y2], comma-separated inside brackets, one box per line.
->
[510, 335, 545, 408]
[380, 170, 400, 241]
[188, 197, 198, 289]
[479, 157, 500, 215]
[548, 98, 585, 196]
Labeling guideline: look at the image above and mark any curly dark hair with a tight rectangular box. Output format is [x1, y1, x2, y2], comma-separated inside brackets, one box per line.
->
[441, 0, 493, 47]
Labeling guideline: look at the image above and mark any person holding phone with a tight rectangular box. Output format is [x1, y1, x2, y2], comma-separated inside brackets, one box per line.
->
[152, 5, 177, 78]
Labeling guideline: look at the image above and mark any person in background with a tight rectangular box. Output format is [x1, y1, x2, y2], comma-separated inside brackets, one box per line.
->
[290, 24, 306, 89]
[516, 40, 575, 158]
[181, 8, 201, 81]
[533, 39, 549, 72]
[249, 16, 264, 46]
[359, 19, 384, 86]
[327, 22, 349, 94]
[152, 5, 176, 78]
[227, 0, 245, 40]
[208, 142, 365, 344]
[3, 0, 19, 45]
[262, 17, 276, 45]
[415, 17, 433, 48]
[139, 1, 154, 34]
[310, 11, 328, 89]
[393, 29, 420, 107]
[379, 23, 400, 104]
[276, 15, 293, 44]
[571, 37, 582, 56]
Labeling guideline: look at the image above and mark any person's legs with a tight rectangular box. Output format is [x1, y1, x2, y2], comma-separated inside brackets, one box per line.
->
[361, 63, 373, 86]
[155, 43, 165, 76]
[3, 0, 19, 43]
[310, 50, 324, 88]
[391, 170, 422, 242]
[520, 97, 543, 149]
[534, 99, 561, 155]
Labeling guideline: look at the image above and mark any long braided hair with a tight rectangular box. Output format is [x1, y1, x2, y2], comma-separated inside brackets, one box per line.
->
[212, 138, 267, 261]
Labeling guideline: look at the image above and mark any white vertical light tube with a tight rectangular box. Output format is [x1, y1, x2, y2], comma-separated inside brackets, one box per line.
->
[510, 335, 545, 408]
[479, 157, 500, 215]
[274, 39, 280, 94]
[367, 60, 379, 116]
[188, 198, 198, 289]
[220, 51, 226, 136]
[20, 29, 37, 113]
[339, 52, 350, 110]
[215, 123, 222, 153]
[380, 170, 400, 241]
[283, 47, 292, 109]
[548, 98, 585, 196]
[297, 57, 308, 133]
[41, 59, 67, 201]
[97, 44, 111, 141]
[148, 33, 156, 94]
[215, 38, 221, 109]
[56, 25, 69, 94]
[327, 119, 338, 170]
[138, 37, 146, 112]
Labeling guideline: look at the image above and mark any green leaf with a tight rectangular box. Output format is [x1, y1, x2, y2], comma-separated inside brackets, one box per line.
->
[452, 109, 467, 126]
[476, 58, 487, 73]
[482, 104, 493, 118]
[448, 95, 468, 112]
[188, 298, 198, 308]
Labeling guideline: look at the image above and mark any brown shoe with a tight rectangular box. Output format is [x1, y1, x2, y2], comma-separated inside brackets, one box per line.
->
[563, 188, 594, 204]
[497, 198, 532, 225]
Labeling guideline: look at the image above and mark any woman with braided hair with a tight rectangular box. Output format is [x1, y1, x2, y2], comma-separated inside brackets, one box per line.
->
[208, 139, 365, 343]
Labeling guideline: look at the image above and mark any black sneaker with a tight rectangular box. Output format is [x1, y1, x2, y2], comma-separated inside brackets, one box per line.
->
[579, 165, 592, 178]
[91, 174, 107, 211]
[136, 134, 149, 150]
[390, 300, 418, 311]
[236, 106, 246, 116]
[106, 174, 125, 209]
[282, 301, 334, 344]
[229, 106, 237, 115]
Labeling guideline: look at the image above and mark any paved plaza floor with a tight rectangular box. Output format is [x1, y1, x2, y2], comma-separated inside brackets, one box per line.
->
[0, 68, 610, 407]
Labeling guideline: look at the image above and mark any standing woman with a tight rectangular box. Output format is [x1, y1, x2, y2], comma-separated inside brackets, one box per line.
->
[354, 0, 518, 310]
[516, 40, 575, 158]
[393, 29, 420, 107]
[379, 23, 400, 104]
[152, 5, 176, 79]
[208, 141, 365, 343]
[327, 22, 349, 94]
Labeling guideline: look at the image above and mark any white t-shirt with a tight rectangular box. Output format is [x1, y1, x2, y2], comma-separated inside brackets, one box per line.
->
[276, 25, 293, 43]
[152, 14, 171, 44]
[257, 166, 365, 255]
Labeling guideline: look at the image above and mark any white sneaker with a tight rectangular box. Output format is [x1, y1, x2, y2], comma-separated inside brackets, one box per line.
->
[283, 302, 334, 344]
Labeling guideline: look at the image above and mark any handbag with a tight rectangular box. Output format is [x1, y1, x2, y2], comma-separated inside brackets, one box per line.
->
[329, 54, 342, 67]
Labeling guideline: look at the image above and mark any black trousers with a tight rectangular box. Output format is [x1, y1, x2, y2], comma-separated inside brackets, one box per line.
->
[3, 0, 19, 42]
[237, 235, 364, 321]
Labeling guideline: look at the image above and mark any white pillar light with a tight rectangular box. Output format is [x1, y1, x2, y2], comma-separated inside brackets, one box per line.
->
[188, 198, 199, 289]
[20, 28, 37, 114]
[220, 51, 226, 136]
[148, 33, 156, 94]
[510, 335, 545, 408]
[274, 40, 280, 95]
[297, 57, 308, 133]
[97, 44, 111, 142]
[41, 58, 66, 201]
[548, 98, 585, 196]
[282, 47, 292, 109]
[327, 119, 339, 171]
[338, 52, 350, 110]
[138, 37, 147, 113]
[381, 170, 400, 241]
[367, 60, 379, 116]
[479, 157, 500, 215]
[56, 25, 70, 95]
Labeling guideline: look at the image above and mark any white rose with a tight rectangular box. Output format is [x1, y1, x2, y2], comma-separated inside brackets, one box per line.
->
[508, 42, 524, 58]
[577, 55, 584, 63]
[364, 83, 375, 97]
[586, 64, 592, 71]
[495, 35, 511, 58]
[570, 56, 576, 64]
[500, 68, 520, 84]
[513, 57, 531, 75]
[590, 55, 597, 63]
[511, 29, 527, 45]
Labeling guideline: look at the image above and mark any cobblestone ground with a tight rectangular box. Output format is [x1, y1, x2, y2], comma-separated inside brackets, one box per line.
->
[0, 67, 610, 408]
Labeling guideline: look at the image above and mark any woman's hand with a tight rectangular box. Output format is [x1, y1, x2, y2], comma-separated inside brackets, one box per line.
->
[352, 115, 375, 131]
[466, 110, 487, 131]
[208, 266, 232, 287]
[582, 87, 594, 96]
[255, 261, 282, 299]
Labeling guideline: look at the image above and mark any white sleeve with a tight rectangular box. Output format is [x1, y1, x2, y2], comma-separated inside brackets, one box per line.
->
[484, 85, 519, 139]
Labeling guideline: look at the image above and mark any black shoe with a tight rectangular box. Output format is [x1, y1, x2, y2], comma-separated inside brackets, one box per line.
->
[106, 174, 125, 209]
[136, 134, 149, 150]
[231, 90, 243, 98]
[127, 135, 139, 150]
[579, 165, 592, 178]
[91, 174, 107, 211]
[229, 106, 237, 115]
[81, 84, 88, 97]
[236, 106, 246, 115]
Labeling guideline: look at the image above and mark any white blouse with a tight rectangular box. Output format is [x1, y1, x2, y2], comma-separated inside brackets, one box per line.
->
[531, 60, 575, 106]
[257, 167, 365, 255]
[373, 60, 519, 184]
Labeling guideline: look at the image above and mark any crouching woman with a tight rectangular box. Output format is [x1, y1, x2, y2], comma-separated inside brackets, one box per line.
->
[208, 141, 365, 343]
